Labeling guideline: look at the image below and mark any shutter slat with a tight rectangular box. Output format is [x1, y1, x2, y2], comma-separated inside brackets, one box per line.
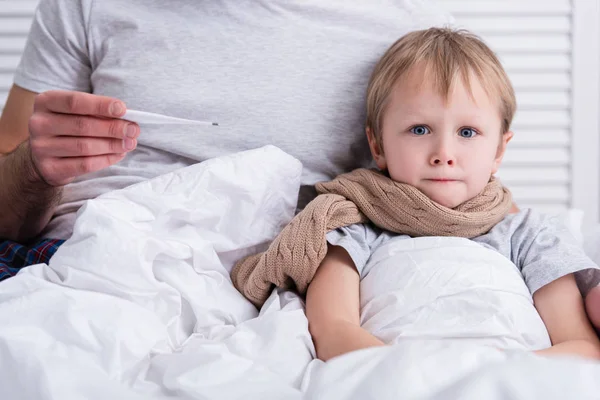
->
[482, 34, 570, 52]
[0, 55, 20, 71]
[0, 2, 38, 16]
[0, 18, 33, 35]
[512, 111, 570, 127]
[510, 185, 569, 202]
[503, 148, 570, 165]
[524, 204, 569, 213]
[510, 129, 570, 147]
[0, 72, 14, 90]
[455, 16, 570, 34]
[440, 1, 571, 15]
[0, 36, 28, 53]
[501, 54, 570, 72]
[511, 73, 570, 90]
[516, 92, 570, 109]
[497, 167, 569, 183]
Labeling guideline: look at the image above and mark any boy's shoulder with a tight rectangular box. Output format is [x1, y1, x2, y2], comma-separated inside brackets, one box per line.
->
[497, 208, 578, 237]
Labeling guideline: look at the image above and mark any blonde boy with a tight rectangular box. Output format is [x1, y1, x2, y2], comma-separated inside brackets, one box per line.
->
[305, 28, 600, 361]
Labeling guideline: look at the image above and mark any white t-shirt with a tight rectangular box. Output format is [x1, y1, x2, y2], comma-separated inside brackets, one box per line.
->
[14, 0, 452, 240]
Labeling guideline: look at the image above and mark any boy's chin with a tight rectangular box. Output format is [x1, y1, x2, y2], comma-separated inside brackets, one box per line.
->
[426, 193, 463, 209]
[430, 197, 462, 208]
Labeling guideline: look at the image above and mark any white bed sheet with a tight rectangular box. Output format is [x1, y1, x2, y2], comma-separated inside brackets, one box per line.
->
[0, 145, 599, 400]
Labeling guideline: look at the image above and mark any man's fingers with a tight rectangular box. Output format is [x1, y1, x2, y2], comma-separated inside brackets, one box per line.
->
[27, 90, 134, 186]
[34, 90, 127, 118]
[31, 136, 137, 157]
[29, 112, 139, 140]
[40, 153, 127, 185]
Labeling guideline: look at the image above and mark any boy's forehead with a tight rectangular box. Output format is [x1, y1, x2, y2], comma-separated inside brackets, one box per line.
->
[391, 65, 496, 110]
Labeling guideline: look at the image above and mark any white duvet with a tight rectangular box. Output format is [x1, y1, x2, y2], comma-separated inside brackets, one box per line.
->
[1, 145, 599, 400]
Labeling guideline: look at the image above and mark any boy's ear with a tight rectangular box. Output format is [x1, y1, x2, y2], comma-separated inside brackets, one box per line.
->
[492, 130, 513, 174]
[366, 127, 387, 170]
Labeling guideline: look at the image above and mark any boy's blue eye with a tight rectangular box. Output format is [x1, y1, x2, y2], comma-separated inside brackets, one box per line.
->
[410, 125, 429, 135]
[459, 128, 477, 138]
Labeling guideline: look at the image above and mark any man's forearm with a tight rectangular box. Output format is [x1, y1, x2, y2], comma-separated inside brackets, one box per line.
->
[0, 141, 62, 242]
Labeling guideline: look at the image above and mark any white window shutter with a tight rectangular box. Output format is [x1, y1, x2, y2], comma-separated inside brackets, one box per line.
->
[0, 0, 38, 112]
[437, 0, 600, 221]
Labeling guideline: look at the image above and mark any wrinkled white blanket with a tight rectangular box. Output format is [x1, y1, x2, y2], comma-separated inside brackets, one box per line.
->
[0, 145, 599, 400]
[360, 235, 551, 351]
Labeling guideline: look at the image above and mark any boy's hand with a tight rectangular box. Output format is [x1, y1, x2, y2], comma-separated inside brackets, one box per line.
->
[585, 286, 600, 336]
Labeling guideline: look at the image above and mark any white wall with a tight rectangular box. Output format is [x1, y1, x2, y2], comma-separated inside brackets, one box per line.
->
[1, 0, 599, 223]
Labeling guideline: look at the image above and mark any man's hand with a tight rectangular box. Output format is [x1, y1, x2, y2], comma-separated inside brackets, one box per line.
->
[0, 89, 140, 241]
[28, 90, 139, 186]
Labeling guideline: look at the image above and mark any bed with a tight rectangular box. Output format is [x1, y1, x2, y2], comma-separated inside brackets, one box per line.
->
[0, 146, 599, 400]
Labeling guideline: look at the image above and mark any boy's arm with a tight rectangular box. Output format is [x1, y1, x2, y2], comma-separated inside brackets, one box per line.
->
[306, 244, 384, 361]
[533, 274, 600, 360]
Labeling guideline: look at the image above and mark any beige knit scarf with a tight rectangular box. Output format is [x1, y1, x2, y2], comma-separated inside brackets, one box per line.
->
[231, 168, 512, 308]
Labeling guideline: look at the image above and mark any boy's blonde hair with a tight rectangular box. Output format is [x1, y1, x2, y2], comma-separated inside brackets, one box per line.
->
[366, 27, 516, 147]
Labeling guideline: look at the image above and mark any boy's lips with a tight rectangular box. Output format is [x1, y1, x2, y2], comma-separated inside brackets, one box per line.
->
[426, 178, 458, 182]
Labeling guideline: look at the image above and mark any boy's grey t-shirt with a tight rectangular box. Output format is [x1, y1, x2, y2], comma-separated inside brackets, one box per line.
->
[13, 0, 452, 240]
[326, 209, 600, 296]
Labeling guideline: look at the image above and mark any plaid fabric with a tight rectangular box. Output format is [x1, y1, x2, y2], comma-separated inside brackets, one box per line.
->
[0, 239, 65, 281]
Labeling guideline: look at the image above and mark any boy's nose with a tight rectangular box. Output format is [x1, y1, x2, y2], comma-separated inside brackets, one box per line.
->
[430, 148, 456, 166]
[429, 136, 456, 166]
[430, 156, 454, 166]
